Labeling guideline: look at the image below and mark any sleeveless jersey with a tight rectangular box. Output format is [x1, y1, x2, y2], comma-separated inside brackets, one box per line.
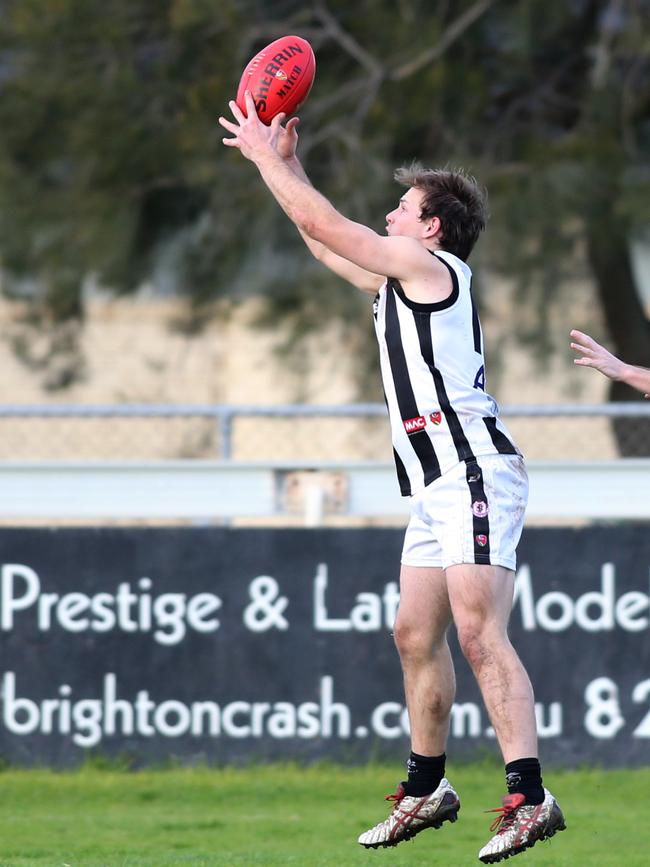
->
[373, 250, 520, 496]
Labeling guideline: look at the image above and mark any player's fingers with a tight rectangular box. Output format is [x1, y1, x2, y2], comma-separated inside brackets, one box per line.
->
[221, 137, 240, 148]
[244, 90, 257, 116]
[270, 113, 284, 135]
[218, 116, 239, 134]
[572, 330, 598, 351]
[286, 117, 300, 132]
[574, 357, 593, 367]
[228, 100, 246, 124]
[570, 342, 591, 354]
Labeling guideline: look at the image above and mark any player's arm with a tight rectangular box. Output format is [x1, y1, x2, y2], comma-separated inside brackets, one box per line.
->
[570, 329, 650, 398]
[258, 152, 421, 282]
[294, 209, 384, 295]
[219, 94, 430, 286]
[277, 124, 383, 294]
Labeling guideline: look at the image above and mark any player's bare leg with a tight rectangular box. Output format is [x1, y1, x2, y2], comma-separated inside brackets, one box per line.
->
[446, 564, 536, 760]
[395, 565, 456, 755]
[358, 565, 460, 849]
[446, 564, 565, 862]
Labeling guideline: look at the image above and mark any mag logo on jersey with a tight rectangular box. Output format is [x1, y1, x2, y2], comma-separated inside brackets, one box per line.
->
[403, 415, 426, 434]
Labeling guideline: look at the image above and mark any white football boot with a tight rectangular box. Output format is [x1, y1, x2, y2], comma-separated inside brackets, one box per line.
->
[478, 788, 566, 863]
[357, 778, 460, 849]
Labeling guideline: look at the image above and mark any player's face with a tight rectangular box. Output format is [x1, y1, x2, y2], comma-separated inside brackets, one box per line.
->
[385, 187, 426, 238]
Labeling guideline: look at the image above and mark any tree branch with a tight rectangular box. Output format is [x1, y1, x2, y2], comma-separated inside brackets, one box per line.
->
[390, 0, 499, 81]
[589, 0, 625, 89]
[313, 1, 384, 78]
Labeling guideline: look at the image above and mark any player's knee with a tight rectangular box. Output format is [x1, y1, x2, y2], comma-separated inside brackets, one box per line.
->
[393, 619, 431, 662]
[456, 624, 493, 672]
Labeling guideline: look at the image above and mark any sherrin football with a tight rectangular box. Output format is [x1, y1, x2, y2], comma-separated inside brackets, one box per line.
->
[236, 35, 316, 125]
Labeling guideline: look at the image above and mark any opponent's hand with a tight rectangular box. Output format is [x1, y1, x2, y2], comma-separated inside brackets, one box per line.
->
[218, 91, 284, 162]
[570, 329, 625, 380]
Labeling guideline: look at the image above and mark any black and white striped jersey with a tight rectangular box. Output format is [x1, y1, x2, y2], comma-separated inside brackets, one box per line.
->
[373, 249, 520, 497]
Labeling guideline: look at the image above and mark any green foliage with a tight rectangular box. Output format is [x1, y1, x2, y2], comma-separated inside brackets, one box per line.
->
[0, 1, 648, 388]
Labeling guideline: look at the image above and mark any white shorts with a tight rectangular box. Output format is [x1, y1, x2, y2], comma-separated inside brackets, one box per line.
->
[401, 454, 529, 572]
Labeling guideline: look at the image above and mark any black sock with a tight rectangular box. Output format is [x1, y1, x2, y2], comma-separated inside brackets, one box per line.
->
[403, 751, 446, 796]
[505, 757, 544, 805]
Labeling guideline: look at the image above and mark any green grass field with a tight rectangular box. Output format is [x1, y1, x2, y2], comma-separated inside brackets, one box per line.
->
[0, 761, 647, 866]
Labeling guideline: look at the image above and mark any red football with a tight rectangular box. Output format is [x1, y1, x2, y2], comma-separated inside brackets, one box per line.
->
[236, 35, 316, 125]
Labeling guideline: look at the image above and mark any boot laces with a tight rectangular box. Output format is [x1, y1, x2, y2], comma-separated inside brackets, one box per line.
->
[385, 783, 406, 812]
[486, 794, 526, 834]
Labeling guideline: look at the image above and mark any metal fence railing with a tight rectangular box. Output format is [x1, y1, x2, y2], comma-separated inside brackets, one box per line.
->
[0, 403, 648, 462]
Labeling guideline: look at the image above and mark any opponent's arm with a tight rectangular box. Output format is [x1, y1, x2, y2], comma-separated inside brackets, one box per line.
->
[219, 93, 431, 285]
[623, 366, 650, 398]
[570, 329, 650, 398]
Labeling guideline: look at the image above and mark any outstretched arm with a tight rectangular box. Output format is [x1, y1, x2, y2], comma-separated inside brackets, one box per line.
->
[570, 329, 650, 398]
[277, 119, 383, 294]
[218, 92, 431, 287]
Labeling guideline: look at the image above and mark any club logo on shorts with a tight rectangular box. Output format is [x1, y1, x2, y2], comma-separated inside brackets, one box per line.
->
[475, 534, 488, 547]
[472, 500, 488, 517]
[429, 411, 442, 425]
[403, 415, 426, 434]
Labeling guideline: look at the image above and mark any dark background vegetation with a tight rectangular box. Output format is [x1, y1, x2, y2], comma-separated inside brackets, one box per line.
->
[0, 0, 648, 416]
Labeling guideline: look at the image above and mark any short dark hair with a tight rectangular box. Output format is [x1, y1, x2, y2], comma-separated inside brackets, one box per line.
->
[394, 162, 488, 261]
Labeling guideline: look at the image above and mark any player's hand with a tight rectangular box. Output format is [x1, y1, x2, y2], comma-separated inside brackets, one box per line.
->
[570, 329, 625, 381]
[218, 91, 284, 162]
[276, 116, 300, 161]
